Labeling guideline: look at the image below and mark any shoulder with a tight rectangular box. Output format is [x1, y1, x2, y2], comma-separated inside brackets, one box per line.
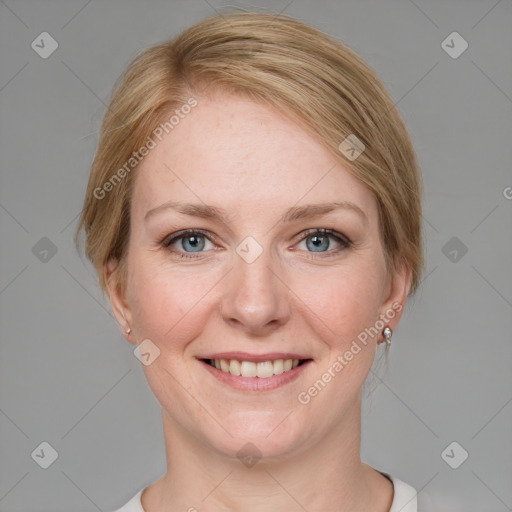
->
[111, 488, 145, 512]
[384, 473, 438, 512]
[387, 474, 418, 512]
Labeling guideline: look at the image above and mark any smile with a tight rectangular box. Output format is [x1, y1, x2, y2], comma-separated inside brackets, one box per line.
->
[204, 358, 306, 378]
[198, 355, 313, 392]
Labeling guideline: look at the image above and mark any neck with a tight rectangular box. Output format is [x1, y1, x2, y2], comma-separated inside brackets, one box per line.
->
[142, 398, 393, 512]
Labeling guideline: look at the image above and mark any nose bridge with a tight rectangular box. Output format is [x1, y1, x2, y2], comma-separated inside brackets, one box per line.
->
[220, 240, 290, 334]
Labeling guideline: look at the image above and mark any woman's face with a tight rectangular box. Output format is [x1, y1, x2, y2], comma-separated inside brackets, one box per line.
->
[107, 92, 410, 460]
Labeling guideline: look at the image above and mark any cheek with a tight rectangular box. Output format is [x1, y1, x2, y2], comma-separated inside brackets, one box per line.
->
[294, 261, 385, 349]
[127, 254, 220, 345]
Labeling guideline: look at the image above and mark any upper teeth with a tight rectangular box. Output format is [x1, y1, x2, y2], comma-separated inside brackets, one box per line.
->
[210, 359, 301, 378]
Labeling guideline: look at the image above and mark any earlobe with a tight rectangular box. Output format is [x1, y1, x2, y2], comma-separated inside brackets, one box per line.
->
[105, 259, 134, 343]
[379, 263, 412, 336]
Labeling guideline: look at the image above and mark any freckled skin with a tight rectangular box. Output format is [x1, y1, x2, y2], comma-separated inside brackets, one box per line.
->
[106, 92, 411, 511]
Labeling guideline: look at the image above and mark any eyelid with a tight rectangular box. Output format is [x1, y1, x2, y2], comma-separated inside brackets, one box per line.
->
[161, 228, 217, 248]
[296, 228, 351, 247]
[161, 228, 351, 260]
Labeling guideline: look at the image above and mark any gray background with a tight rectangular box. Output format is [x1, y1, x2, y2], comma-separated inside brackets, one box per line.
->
[1, 0, 511, 511]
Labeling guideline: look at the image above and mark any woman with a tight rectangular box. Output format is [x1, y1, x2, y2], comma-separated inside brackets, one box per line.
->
[76, 12, 425, 512]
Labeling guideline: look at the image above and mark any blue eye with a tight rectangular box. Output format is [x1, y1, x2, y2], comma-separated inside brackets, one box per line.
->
[162, 228, 351, 260]
[163, 230, 214, 256]
[297, 229, 350, 254]
[179, 234, 205, 252]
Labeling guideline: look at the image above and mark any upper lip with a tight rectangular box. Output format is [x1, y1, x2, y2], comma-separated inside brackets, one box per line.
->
[198, 352, 311, 363]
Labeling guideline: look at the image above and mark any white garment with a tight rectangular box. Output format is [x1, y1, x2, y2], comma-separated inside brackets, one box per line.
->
[112, 473, 418, 512]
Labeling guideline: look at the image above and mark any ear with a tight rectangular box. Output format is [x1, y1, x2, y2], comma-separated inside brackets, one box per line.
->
[378, 262, 412, 342]
[105, 258, 136, 345]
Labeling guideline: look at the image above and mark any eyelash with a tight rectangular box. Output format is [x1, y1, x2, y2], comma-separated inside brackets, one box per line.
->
[160, 228, 352, 260]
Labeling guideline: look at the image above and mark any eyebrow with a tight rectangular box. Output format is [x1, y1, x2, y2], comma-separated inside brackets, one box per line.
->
[144, 200, 368, 224]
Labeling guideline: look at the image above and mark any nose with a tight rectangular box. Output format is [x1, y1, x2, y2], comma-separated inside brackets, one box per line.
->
[220, 247, 291, 336]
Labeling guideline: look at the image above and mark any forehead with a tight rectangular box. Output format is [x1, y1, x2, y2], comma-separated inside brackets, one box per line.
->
[132, 93, 377, 221]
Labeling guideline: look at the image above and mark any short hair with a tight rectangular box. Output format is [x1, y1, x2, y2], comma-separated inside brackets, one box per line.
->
[75, 12, 423, 296]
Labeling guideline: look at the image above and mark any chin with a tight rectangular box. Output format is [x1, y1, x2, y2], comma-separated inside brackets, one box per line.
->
[201, 410, 310, 464]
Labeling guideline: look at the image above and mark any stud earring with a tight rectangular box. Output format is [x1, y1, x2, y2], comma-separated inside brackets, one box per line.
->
[383, 326, 392, 346]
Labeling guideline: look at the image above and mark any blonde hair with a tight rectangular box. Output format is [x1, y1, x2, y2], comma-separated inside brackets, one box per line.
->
[75, 11, 423, 296]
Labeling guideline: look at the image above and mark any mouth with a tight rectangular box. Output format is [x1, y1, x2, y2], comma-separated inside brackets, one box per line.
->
[197, 354, 313, 392]
[201, 357, 311, 378]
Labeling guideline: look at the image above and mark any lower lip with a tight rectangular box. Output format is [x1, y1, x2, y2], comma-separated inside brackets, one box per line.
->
[199, 359, 312, 392]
